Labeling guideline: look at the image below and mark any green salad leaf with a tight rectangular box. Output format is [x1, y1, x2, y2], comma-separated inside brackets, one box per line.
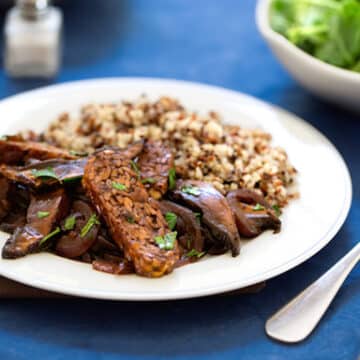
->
[270, 0, 360, 72]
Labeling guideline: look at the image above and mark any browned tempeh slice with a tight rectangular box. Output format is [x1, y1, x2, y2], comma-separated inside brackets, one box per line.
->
[137, 141, 174, 199]
[82, 148, 179, 277]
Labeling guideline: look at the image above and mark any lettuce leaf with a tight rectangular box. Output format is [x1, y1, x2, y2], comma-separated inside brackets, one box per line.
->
[270, 0, 360, 71]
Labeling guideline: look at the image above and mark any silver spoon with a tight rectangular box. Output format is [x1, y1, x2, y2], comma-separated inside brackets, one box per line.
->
[265, 242, 360, 343]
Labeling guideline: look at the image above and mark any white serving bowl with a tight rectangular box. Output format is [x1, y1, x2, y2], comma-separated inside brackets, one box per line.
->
[256, 0, 360, 112]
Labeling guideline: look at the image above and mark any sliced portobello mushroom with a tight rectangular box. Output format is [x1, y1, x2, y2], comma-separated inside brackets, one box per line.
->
[0, 142, 147, 190]
[159, 200, 203, 252]
[92, 254, 134, 275]
[226, 189, 281, 238]
[0, 177, 10, 221]
[169, 180, 240, 257]
[2, 188, 69, 259]
[0, 158, 87, 189]
[55, 200, 100, 259]
[0, 137, 76, 165]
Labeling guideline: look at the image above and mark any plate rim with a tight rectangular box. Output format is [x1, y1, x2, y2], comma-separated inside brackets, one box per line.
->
[0, 77, 353, 300]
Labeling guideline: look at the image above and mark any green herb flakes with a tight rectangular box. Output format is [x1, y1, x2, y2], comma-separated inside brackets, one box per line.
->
[165, 212, 177, 230]
[63, 175, 83, 183]
[186, 249, 205, 258]
[126, 216, 135, 224]
[69, 150, 88, 157]
[130, 160, 140, 179]
[168, 168, 176, 190]
[253, 203, 265, 211]
[187, 238, 191, 249]
[37, 211, 50, 219]
[64, 215, 76, 230]
[141, 177, 156, 184]
[181, 185, 201, 196]
[272, 204, 282, 217]
[155, 231, 177, 250]
[112, 182, 127, 191]
[80, 214, 100, 237]
[194, 212, 202, 223]
[39, 227, 61, 246]
[31, 167, 58, 180]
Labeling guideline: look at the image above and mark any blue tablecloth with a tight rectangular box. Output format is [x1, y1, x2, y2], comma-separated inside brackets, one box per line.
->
[0, 1, 358, 359]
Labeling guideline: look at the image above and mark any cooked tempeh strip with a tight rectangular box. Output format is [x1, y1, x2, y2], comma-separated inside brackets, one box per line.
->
[82, 148, 179, 278]
[137, 140, 174, 199]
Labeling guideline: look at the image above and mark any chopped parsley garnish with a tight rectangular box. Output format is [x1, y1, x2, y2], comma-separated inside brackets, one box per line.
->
[63, 175, 83, 183]
[112, 182, 127, 191]
[69, 150, 88, 157]
[80, 214, 100, 237]
[272, 204, 282, 217]
[37, 211, 50, 219]
[126, 216, 135, 224]
[64, 215, 76, 230]
[181, 185, 201, 196]
[168, 168, 176, 190]
[154, 231, 177, 250]
[165, 212, 177, 230]
[130, 160, 140, 179]
[39, 227, 61, 246]
[253, 203, 265, 211]
[187, 238, 191, 249]
[141, 177, 156, 184]
[186, 249, 205, 258]
[194, 212, 202, 223]
[31, 167, 59, 180]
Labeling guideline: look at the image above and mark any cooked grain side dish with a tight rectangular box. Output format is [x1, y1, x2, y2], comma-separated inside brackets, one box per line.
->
[0, 96, 298, 278]
[45, 96, 297, 206]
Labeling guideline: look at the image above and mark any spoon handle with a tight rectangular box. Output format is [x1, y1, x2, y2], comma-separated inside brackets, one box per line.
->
[265, 243, 360, 343]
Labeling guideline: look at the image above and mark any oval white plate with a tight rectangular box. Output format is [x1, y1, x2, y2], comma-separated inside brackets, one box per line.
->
[0, 78, 352, 300]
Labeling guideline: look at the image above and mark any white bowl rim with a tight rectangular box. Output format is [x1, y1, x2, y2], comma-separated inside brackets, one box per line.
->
[255, 0, 360, 82]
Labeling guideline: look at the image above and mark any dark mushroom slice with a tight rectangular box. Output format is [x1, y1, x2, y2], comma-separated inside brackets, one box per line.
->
[0, 142, 146, 190]
[0, 158, 87, 189]
[90, 230, 121, 256]
[0, 183, 30, 233]
[0, 137, 76, 165]
[82, 148, 180, 278]
[169, 180, 240, 257]
[0, 177, 10, 221]
[2, 188, 69, 259]
[226, 189, 281, 238]
[55, 200, 100, 259]
[137, 140, 174, 199]
[92, 256, 134, 275]
[0, 212, 27, 234]
[159, 200, 203, 252]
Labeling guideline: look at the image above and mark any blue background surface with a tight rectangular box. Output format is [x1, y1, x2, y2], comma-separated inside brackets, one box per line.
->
[0, 1, 359, 359]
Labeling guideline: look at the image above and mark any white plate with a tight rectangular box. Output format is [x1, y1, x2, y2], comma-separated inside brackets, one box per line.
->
[0, 78, 352, 300]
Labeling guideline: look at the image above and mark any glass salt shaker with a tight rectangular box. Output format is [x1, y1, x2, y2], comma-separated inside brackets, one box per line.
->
[4, 0, 63, 78]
